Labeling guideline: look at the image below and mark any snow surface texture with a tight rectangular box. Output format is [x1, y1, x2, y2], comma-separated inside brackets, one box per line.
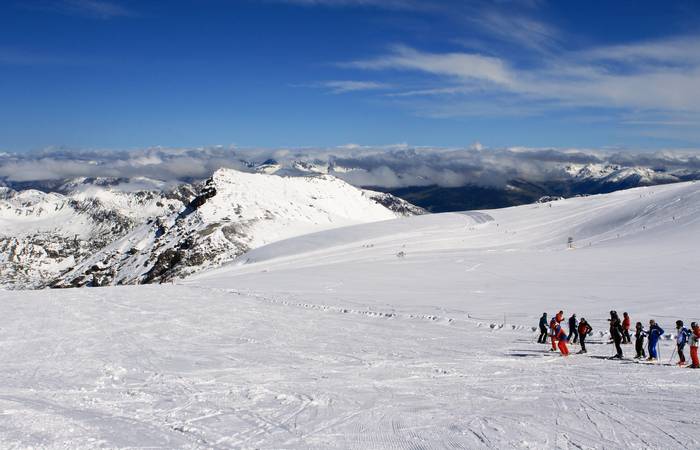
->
[2, 182, 700, 448]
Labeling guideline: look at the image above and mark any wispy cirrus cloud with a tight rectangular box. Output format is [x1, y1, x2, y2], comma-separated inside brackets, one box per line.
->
[342, 36, 700, 119]
[347, 44, 514, 86]
[25, 0, 136, 19]
[320, 80, 392, 94]
[465, 11, 562, 54]
[267, 0, 425, 9]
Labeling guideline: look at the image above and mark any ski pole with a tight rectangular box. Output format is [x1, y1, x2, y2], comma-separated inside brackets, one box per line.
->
[668, 346, 677, 365]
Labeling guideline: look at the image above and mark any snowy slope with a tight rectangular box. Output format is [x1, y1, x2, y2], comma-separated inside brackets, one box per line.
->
[2, 182, 699, 448]
[54, 168, 423, 287]
[198, 181, 700, 318]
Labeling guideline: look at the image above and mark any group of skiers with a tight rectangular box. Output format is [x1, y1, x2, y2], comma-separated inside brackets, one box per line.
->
[537, 310, 700, 368]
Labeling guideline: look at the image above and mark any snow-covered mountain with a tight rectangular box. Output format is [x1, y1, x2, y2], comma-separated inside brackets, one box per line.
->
[564, 163, 680, 186]
[47, 169, 423, 288]
[249, 158, 694, 189]
[0, 182, 189, 289]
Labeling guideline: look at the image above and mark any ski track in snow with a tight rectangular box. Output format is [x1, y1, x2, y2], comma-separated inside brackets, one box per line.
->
[2, 182, 700, 449]
[0, 284, 697, 449]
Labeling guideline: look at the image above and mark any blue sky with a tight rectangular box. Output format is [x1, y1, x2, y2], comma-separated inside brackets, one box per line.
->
[1, 0, 699, 152]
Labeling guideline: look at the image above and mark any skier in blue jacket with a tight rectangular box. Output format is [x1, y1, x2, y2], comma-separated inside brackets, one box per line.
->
[647, 319, 664, 361]
[675, 320, 691, 366]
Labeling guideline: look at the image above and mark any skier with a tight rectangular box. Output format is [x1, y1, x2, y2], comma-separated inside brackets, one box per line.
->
[537, 313, 549, 344]
[577, 318, 592, 354]
[690, 322, 699, 369]
[549, 316, 558, 352]
[609, 310, 624, 359]
[567, 314, 578, 344]
[634, 322, 647, 359]
[556, 310, 564, 324]
[647, 319, 664, 361]
[622, 312, 632, 344]
[554, 322, 569, 356]
[675, 320, 691, 367]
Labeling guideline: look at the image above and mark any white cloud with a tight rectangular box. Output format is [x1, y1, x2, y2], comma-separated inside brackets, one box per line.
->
[348, 45, 514, 86]
[344, 37, 700, 117]
[270, 0, 423, 9]
[2, 145, 700, 189]
[467, 12, 561, 54]
[321, 80, 392, 94]
[577, 36, 700, 67]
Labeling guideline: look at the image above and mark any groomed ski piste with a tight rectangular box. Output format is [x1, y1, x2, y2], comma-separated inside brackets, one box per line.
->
[2, 181, 699, 449]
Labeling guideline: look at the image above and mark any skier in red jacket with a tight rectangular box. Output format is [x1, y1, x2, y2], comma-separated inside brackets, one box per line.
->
[556, 310, 564, 324]
[690, 322, 699, 369]
[554, 323, 569, 356]
[549, 316, 558, 351]
[577, 318, 592, 354]
[622, 312, 632, 344]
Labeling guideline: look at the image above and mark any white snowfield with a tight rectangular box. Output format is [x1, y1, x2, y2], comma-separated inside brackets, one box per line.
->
[2, 182, 700, 449]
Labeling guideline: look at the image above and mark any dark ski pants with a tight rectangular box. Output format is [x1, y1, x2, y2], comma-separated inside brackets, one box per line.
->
[538, 327, 548, 343]
[678, 344, 686, 364]
[567, 329, 578, 344]
[623, 330, 631, 344]
[579, 334, 587, 352]
[635, 339, 645, 358]
[613, 337, 623, 358]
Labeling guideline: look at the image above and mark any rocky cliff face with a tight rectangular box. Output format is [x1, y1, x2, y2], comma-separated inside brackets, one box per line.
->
[0, 180, 190, 289]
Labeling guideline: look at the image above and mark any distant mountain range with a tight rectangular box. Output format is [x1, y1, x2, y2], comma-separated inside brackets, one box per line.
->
[372, 164, 700, 212]
[239, 158, 700, 212]
[2, 157, 697, 289]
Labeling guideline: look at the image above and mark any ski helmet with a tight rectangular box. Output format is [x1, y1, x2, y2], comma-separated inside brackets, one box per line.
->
[676, 320, 683, 327]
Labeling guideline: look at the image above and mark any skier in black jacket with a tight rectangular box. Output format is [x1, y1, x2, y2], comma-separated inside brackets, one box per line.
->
[537, 313, 548, 344]
[609, 310, 624, 359]
[634, 322, 646, 359]
[567, 314, 579, 344]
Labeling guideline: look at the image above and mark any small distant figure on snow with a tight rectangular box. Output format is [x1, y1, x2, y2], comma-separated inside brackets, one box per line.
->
[634, 322, 647, 359]
[675, 320, 691, 367]
[537, 313, 548, 344]
[647, 320, 664, 361]
[556, 310, 564, 324]
[568, 314, 578, 344]
[549, 316, 558, 352]
[622, 312, 632, 344]
[609, 310, 624, 359]
[553, 322, 569, 356]
[577, 318, 592, 354]
[690, 322, 700, 369]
